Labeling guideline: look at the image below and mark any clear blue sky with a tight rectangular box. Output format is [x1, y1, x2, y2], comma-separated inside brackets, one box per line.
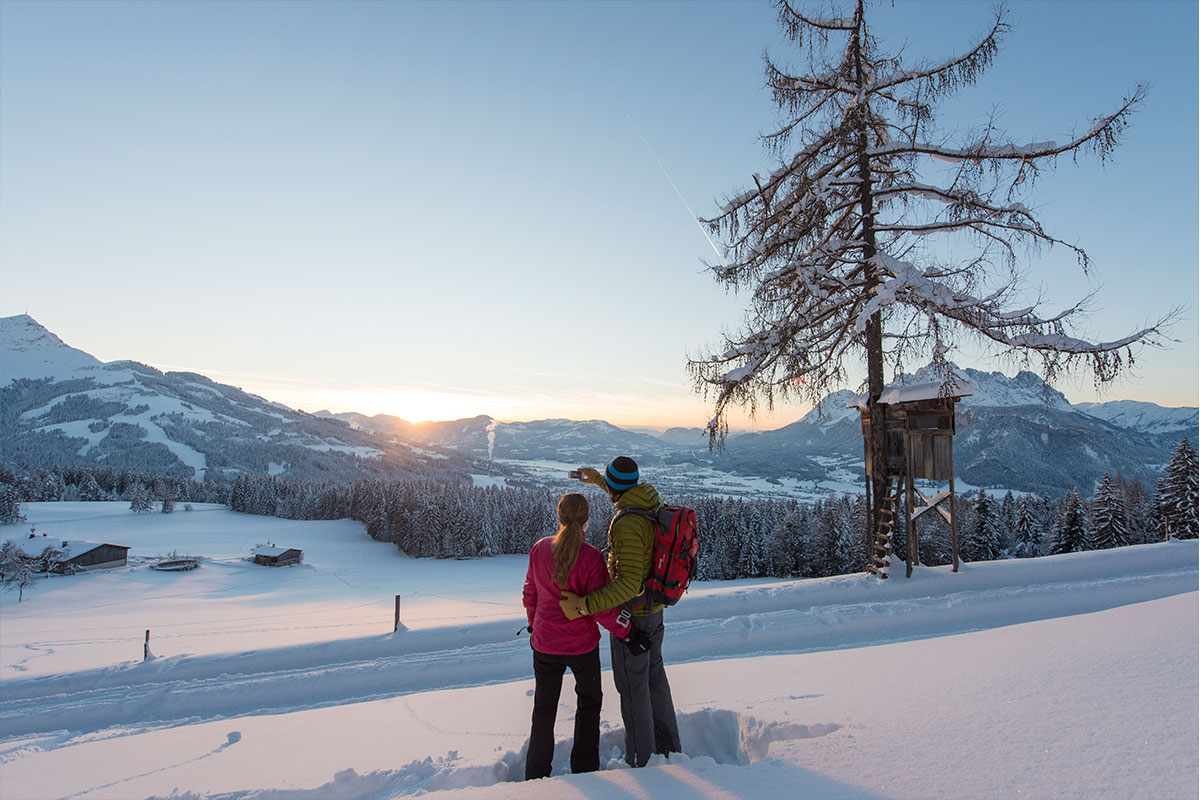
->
[2, 0, 1196, 429]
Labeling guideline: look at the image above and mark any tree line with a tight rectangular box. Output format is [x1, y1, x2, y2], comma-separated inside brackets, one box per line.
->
[2, 437, 1195, 585]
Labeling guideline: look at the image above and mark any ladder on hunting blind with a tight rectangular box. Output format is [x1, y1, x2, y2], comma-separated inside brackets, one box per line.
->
[865, 472, 902, 577]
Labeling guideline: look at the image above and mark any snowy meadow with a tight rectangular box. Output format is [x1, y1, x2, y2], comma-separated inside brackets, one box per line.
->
[0, 502, 1196, 800]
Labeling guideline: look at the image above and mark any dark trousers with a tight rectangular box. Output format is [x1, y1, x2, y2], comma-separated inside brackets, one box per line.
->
[525, 647, 603, 780]
[610, 609, 680, 767]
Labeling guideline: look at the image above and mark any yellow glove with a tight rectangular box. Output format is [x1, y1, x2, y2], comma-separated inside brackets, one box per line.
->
[575, 467, 606, 489]
[560, 591, 589, 620]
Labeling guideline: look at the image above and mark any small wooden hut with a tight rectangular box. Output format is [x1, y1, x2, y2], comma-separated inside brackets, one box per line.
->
[250, 544, 303, 567]
[851, 377, 973, 578]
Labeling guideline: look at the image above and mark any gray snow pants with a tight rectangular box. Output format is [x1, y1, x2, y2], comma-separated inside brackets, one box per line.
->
[609, 609, 681, 767]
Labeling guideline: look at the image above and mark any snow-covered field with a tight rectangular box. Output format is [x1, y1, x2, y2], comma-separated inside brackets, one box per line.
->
[0, 503, 1196, 799]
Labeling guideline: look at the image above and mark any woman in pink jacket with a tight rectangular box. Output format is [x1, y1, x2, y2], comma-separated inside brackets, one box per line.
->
[522, 492, 630, 779]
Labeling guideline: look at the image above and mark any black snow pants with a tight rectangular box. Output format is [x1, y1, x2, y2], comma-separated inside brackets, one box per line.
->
[525, 646, 603, 779]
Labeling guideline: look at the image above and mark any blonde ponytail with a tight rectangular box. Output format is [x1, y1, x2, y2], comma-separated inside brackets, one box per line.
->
[552, 493, 589, 588]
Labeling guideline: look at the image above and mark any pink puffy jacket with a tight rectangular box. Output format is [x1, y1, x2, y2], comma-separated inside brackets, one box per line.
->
[523, 537, 630, 655]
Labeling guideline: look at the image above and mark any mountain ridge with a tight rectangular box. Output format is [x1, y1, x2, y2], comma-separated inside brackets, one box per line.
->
[0, 315, 479, 484]
[2, 315, 1195, 494]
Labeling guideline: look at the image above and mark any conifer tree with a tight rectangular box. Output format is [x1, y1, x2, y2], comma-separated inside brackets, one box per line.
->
[1089, 473, 1131, 550]
[0, 483, 24, 525]
[767, 506, 809, 576]
[998, 491, 1018, 553]
[1155, 436, 1198, 540]
[963, 489, 1003, 562]
[830, 495, 862, 574]
[1121, 476, 1152, 543]
[1010, 496, 1041, 558]
[1051, 489, 1088, 554]
[128, 482, 153, 514]
[79, 473, 104, 502]
[688, 0, 1174, 554]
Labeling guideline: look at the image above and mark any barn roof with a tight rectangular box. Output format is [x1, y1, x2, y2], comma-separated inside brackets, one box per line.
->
[6, 538, 129, 559]
[251, 545, 300, 557]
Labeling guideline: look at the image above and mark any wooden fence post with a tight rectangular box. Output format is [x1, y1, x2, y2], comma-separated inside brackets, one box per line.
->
[394, 595, 401, 632]
[144, 629, 150, 661]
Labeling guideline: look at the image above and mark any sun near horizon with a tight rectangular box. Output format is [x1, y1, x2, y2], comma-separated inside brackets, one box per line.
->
[310, 385, 808, 433]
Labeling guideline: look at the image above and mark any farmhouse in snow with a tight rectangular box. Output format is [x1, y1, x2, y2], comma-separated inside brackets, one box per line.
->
[250, 544, 303, 567]
[11, 535, 131, 572]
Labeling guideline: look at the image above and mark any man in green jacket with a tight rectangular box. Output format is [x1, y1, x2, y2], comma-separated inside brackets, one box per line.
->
[560, 456, 681, 767]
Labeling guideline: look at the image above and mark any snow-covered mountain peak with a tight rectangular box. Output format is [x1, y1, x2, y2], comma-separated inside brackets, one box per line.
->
[0, 314, 103, 382]
[911, 362, 1071, 409]
[1076, 399, 1199, 436]
[799, 389, 861, 426]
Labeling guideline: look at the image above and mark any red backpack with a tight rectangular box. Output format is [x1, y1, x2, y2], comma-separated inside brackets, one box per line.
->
[616, 505, 699, 609]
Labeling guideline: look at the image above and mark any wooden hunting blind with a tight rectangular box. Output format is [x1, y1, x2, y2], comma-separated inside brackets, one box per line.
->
[852, 378, 973, 578]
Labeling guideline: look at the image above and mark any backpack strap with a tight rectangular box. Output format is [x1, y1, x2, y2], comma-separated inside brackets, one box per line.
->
[609, 505, 662, 614]
[605, 505, 660, 551]
[615, 506, 660, 524]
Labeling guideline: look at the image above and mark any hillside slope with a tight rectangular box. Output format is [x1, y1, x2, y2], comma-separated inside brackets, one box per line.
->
[0, 315, 478, 483]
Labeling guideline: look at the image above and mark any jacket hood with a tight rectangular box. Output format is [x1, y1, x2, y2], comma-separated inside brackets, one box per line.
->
[617, 482, 661, 512]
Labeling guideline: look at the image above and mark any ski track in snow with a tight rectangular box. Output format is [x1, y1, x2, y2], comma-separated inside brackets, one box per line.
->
[1, 543, 1193, 749]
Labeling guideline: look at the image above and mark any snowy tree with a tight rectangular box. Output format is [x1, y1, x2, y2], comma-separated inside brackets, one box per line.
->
[34, 543, 64, 574]
[766, 506, 809, 576]
[736, 501, 769, 578]
[78, 472, 104, 502]
[157, 479, 177, 514]
[998, 491, 1018, 553]
[0, 484, 24, 525]
[1051, 489, 1088, 555]
[830, 495, 862, 574]
[1089, 473, 1131, 550]
[1121, 476, 1152, 543]
[1010, 496, 1041, 558]
[688, 0, 1175, 554]
[360, 481, 388, 541]
[803, 495, 859, 577]
[0, 540, 22, 581]
[128, 482, 154, 514]
[963, 489, 1003, 562]
[695, 497, 738, 580]
[0, 541, 38, 602]
[1154, 436, 1198, 540]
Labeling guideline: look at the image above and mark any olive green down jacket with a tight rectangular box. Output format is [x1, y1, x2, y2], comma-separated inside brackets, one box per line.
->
[583, 482, 664, 617]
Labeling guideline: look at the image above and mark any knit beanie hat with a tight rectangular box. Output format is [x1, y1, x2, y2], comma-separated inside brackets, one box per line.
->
[605, 456, 639, 493]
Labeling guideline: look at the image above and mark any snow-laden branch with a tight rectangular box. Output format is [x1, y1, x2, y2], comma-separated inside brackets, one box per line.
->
[777, 0, 856, 32]
[873, 9, 1008, 94]
[870, 86, 1147, 164]
[857, 252, 1173, 357]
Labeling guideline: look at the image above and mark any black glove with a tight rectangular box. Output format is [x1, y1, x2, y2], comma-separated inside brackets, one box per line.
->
[621, 628, 651, 656]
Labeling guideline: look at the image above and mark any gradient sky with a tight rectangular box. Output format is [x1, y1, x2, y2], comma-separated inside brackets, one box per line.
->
[2, 0, 1196, 430]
